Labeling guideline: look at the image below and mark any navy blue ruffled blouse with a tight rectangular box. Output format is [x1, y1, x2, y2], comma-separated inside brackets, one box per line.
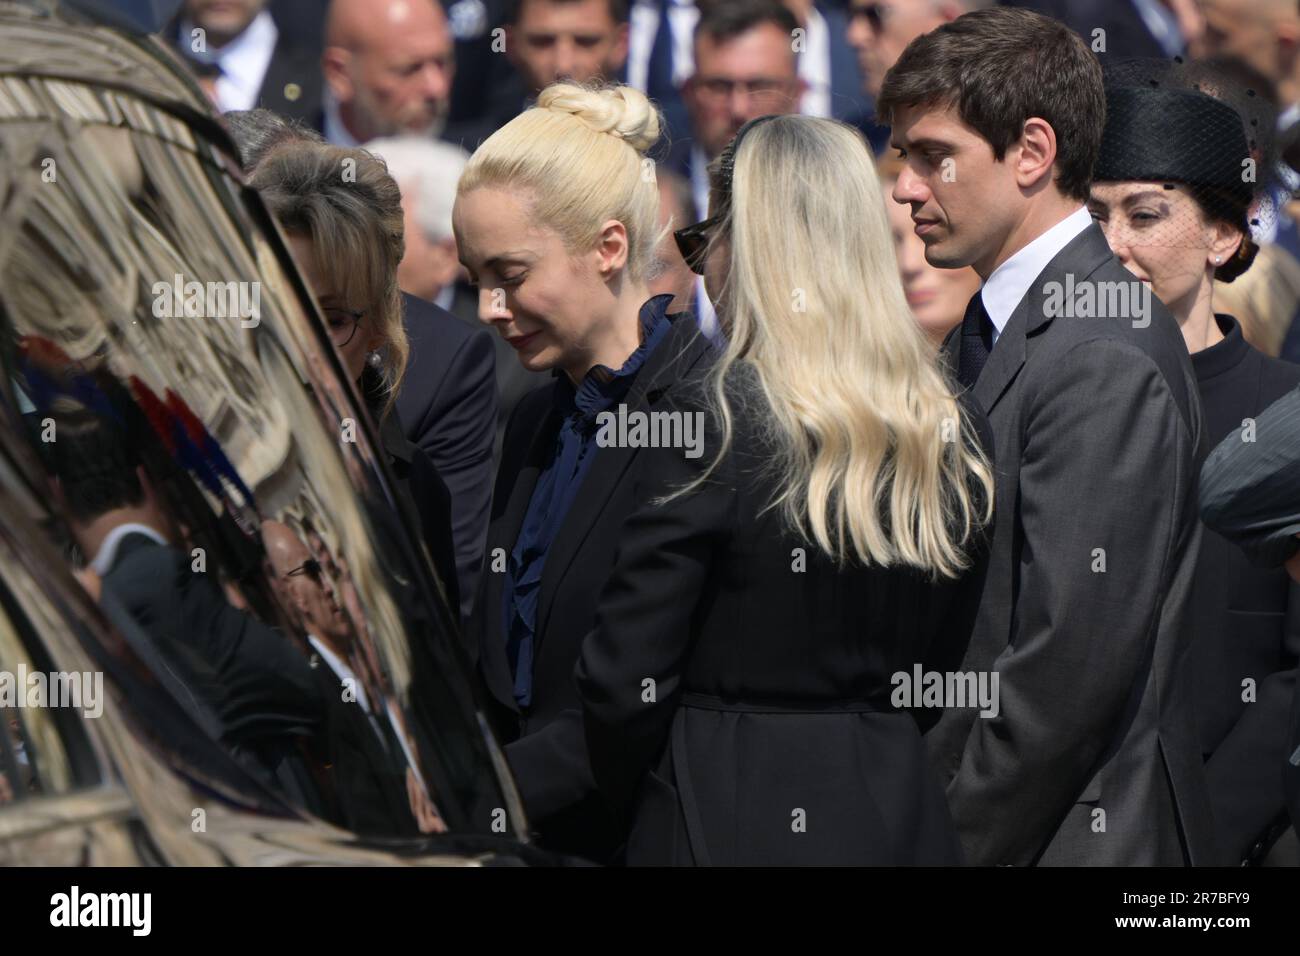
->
[502, 294, 676, 709]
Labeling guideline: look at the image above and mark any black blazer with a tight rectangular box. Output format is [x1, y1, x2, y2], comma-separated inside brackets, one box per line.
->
[574, 366, 992, 865]
[101, 531, 323, 746]
[1188, 322, 1300, 863]
[470, 310, 714, 862]
[1199, 382, 1300, 844]
[396, 292, 497, 623]
[307, 651, 418, 836]
[166, 6, 323, 125]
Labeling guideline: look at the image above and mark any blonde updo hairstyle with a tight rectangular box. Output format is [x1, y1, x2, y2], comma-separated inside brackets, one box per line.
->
[457, 82, 665, 284]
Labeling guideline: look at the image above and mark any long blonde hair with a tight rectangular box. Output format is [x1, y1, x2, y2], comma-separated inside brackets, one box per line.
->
[456, 82, 664, 283]
[708, 116, 994, 578]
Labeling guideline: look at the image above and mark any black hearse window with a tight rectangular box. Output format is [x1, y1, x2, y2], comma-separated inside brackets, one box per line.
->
[0, 76, 513, 838]
[0, 577, 77, 801]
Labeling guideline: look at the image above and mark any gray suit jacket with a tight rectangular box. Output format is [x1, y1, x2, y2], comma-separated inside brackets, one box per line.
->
[928, 223, 1216, 865]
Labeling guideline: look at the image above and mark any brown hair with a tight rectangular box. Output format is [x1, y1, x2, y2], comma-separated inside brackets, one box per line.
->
[876, 7, 1104, 202]
[252, 142, 409, 411]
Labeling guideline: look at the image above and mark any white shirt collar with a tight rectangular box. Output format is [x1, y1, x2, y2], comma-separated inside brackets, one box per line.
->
[90, 523, 168, 577]
[308, 634, 372, 713]
[797, 5, 830, 119]
[981, 205, 1092, 341]
[182, 10, 278, 114]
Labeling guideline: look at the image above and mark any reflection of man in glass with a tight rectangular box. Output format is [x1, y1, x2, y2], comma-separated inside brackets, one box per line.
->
[263, 519, 442, 833]
[41, 397, 326, 788]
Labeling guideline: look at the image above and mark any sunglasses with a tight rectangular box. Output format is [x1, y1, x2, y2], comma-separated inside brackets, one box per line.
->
[674, 215, 720, 276]
[671, 114, 782, 277]
[286, 558, 323, 581]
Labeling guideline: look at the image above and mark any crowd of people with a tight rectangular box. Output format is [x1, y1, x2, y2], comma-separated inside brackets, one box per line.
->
[50, 0, 1300, 864]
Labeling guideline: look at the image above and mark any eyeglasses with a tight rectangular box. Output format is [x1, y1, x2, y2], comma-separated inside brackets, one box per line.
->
[674, 215, 720, 276]
[693, 76, 795, 106]
[849, 1, 893, 32]
[286, 558, 323, 581]
[322, 307, 364, 347]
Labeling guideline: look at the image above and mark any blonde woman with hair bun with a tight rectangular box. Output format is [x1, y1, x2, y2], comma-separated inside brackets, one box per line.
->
[575, 114, 997, 865]
[453, 82, 717, 862]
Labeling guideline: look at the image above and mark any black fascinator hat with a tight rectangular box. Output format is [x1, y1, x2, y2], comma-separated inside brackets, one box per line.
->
[1094, 58, 1277, 282]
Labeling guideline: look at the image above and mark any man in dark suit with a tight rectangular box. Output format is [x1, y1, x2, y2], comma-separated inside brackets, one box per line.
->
[42, 400, 328, 797]
[878, 6, 1214, 865]
[396, 292, 497, 621]
[318, 0, 495, 153]
[166, 0, 323, 122]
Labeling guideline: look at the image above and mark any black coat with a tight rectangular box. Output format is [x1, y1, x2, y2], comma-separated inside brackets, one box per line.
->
[574, 367, 993, 866]
[470, 311, 714, 862]
[1190, 316, 1300, 862]
[396, 292, 497, 623]
[367, 367, 462, 619]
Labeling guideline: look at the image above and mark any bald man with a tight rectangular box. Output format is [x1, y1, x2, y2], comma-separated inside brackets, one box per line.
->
[262, 519, 430, 834]
[263, 520, 356, 659]
[320, 0, 493, 151]
[1190, 0, 1300, 114]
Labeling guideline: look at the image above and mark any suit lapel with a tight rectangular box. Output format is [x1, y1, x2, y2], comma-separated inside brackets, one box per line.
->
[533, 319, 711, 648]
[971, 223, 1114, 414]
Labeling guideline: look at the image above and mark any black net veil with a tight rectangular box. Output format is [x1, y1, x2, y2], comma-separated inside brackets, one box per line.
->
[1092, 56, 1284, 284]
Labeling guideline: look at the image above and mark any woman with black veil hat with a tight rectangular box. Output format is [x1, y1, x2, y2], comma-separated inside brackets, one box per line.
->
[1088, 60, 1300, 865]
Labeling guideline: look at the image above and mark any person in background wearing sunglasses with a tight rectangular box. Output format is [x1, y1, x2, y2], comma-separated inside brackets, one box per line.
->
[452, 82, 715, 863]
[846, 0, 985, 105]
[576, 113, 995, 865]
[252, 142, 461, 616]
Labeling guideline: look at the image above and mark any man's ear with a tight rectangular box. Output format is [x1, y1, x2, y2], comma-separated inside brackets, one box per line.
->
[321, 46, 353, 102]
[1014, 117, 1058, 192]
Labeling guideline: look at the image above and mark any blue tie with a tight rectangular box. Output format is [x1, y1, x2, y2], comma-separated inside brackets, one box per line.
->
[647, 0, 675, 104]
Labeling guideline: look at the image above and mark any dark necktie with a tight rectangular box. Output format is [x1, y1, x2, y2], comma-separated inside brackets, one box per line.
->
[957, 291, 995, 389]
[646, 0, 675, 104]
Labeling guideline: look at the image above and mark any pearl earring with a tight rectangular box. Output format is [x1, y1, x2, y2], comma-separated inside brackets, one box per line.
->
[367, 350, 383, 368]
[1214, 255, 1222, 265]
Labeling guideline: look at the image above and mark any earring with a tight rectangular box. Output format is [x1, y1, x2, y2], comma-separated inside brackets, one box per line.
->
[1214, 255, 1222, 265]
[367, 350, 383, 368]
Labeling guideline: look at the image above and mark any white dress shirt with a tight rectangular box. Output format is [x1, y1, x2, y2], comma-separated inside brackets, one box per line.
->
[626, 0, 700, 92]
[981, 205, 1092, 345]
[797, 5, 831, 119]
[308, 634, 373, 713]
[91, 523, 168, 577]
[687, 145, 719, 338]
[182, 10, 278, 114]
